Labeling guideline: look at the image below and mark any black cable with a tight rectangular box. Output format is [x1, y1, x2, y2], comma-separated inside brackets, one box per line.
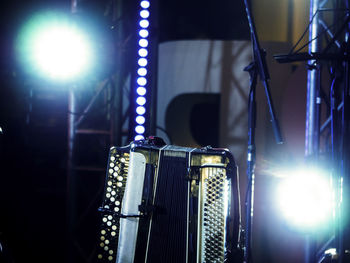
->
[289, 8, 349, 55]
[289, 9, 320, 55]
[293, 12, 348, 55]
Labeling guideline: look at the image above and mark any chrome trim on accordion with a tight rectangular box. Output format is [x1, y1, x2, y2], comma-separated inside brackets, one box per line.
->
[117, 152, 146, 263]
[97, 137, 242, 263]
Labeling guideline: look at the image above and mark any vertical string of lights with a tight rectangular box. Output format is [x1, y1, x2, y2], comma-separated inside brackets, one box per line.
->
[131, 0, 151, 141]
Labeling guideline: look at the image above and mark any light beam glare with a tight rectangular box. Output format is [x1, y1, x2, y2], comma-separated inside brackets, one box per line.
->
[276, 167, 334, 231]
[17, 11, 94, 81]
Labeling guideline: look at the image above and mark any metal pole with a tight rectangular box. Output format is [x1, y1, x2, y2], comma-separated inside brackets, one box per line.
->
[67, 2, 78, 262]
[305, 0, 322, 262]
[244, 64, 258, 263]
[305, 0, 321, 158]
[114, 0, 125, 146]
[67, 88, 76, 263]
[71, 0, 78, 14]
[339, 35, 350, 263]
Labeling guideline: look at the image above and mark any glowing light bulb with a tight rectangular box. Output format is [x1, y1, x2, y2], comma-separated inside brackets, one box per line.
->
[136, 106, 146, 115]
[140, 1, 150, 9]
[135, 125, 145, 134]
[136, 96, 146, 106]
[137, 87, 147, 96]
[137, 68, 147, 76]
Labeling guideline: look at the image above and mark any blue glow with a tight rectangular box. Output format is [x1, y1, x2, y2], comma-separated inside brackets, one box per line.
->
[135, 125, 145, 134]
[139, 19, 149, 28]
[136, 106, 146, 115]
[139, 29, 149, 38]
[138, 48, 148, 57]
[136, 116, 146, 125]
[138, 58, 148, 67]
[140, 0, 150, 8]
[137, 68, 147, 76]
[139, 39, 148, 48]
[135, 135, 145, 141]
[137, 77, 147, 86]
[136, 96, 146, 106]
[137, 87, 147, 96]
[140, 10, 150, 19]
[133, 0, 150, 141]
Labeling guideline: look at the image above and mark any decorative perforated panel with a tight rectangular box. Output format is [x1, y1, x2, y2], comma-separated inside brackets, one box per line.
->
[200, 167, 228, 263]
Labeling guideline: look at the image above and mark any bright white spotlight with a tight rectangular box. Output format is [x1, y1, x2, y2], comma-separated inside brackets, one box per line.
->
[138, 58, 148, 67]
[276, 168, 334, 230]
[139, 29, 149, 38]
[139, 19, 149, 28]
[138, 48, 148, 57]
[136, 96, 146, 106]
[137, 87, 147, 96]
[137, 77, 147, 86]
[140, 0, 150, 8]
[135, 135, 145, 141]
[137, 68, 147, 76]
[136, 116, 145, 125]
[135, 125, 145, 134]
[140, 10, 150, 19]
[17, 12, 93, 81]
[136, 106, 146, 115]
[139, 39, 148, 48]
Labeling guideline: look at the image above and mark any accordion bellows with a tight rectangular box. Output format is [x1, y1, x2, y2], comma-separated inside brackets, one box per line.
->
[97, 137, 242, 263]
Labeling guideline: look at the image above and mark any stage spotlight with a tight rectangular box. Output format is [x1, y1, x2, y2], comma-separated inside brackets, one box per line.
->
[135, 125, 145, 134]
[140, 0, 150, 9]
[137, 68, 147, 76]
[135, 135, 145, 141]
[139, 39, 148, 48]
[136, 116, 145, 125]
[136, 106, 146, 115]
[139, 20, 149, 28]
[139, 29, 149, 38]
[16, 11, 94, 82]
[140, 10, 150, 19]
[137, 77, 147, 86]
[276, 167, 334, 231]
[137, 87, 147, 96]
[138, 58, 148, 67]
[136, 96, 146, 106]
[138, 48, 148, 57]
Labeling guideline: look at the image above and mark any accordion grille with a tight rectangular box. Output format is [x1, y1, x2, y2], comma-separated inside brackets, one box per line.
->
[200, 167, 227, 262]
[97, 149, 130, 262]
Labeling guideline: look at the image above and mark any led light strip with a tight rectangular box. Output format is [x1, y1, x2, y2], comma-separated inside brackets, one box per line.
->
[134, 0, 150, 141]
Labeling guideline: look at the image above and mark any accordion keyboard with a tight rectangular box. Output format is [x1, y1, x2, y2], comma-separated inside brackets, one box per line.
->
[97, 148, 130, 262]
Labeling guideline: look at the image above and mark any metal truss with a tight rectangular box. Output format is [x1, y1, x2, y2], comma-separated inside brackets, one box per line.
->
[275, 0, 350, 262]
[66, 0, 134, 262]
[66, 76, 127, 263]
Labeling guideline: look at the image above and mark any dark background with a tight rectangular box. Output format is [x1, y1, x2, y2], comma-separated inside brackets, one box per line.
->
[0, 0, 250, 262]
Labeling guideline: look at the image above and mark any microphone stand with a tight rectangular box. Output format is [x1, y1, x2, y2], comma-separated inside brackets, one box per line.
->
[242, 0, 283, 262]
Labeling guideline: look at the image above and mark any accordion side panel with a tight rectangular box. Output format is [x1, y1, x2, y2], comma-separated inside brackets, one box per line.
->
[145, 153, 189, 263]
[97, 147, 130, 262]
[116, 151, 147, 263]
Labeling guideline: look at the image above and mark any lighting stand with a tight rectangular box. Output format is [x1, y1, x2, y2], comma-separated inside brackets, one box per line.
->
[242, 0, 283, 262]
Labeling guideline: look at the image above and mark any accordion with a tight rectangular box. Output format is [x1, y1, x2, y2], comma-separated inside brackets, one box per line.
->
[97, 137, 242, 263]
